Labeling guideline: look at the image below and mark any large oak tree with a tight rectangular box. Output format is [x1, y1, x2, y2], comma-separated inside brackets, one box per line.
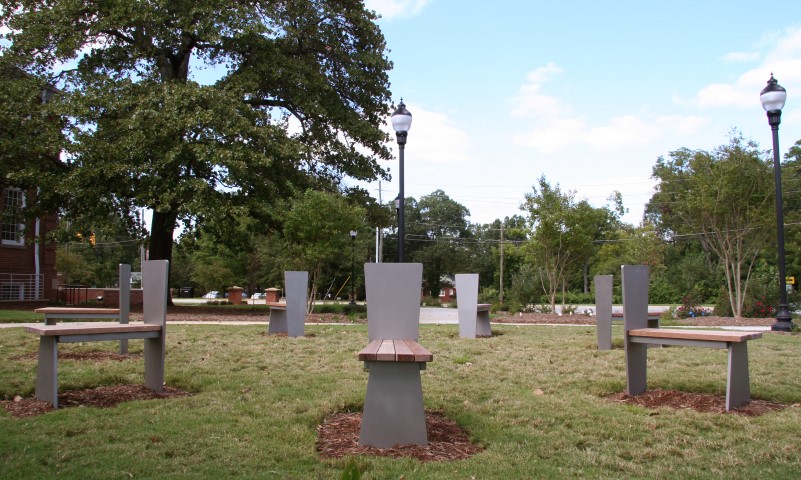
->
[1, 1, 394, 264]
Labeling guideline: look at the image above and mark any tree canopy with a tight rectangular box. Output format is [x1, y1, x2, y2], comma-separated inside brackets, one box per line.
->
[1, 0, 394, 264]
[646, 133, 775, 317]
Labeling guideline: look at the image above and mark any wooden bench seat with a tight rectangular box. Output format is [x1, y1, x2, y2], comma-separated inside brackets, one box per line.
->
[622, 265, 763, 410]
[35, 307, 121, 325]
[358, 339, 432, 363]
[25, 260, 168, 408]
[628, 328, 762, 344]
[25, 323, 162, 339]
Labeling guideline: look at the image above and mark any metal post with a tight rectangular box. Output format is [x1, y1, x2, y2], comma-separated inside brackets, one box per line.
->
[397, 137, 406, 263]
[769, 113, 793, 331]
[350, 231, 357, 304]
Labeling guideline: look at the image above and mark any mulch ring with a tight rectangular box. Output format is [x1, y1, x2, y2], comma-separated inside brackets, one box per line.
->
[2, 384, 191, 418]
[13, 351, 142, 362]
[317, 411, 484, 462]
[608, 389, 789, 416]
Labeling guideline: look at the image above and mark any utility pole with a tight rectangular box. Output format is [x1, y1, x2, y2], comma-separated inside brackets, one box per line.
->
[377, 181, 383, 263]
[499, 223, 504, 306]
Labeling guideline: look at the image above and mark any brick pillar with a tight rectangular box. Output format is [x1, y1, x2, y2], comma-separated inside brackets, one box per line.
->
[265, 288, 280, 303]
[227, 286, 244, 305]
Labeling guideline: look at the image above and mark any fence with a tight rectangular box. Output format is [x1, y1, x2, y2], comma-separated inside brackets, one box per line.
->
[0, 273, 44, 301]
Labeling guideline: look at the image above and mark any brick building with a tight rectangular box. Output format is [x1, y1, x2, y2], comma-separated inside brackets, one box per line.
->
[0, 187, 59, 304]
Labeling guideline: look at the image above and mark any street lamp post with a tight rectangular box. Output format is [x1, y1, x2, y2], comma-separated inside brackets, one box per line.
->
[391, 100, 412, 262]
[349, 230, 357, 305]
[760, 74, 793, 332]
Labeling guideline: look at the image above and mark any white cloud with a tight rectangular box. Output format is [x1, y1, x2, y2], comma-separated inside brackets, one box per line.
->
[510, 64, 707, 154]
[513, 118, 586, 153]
[509, 62, 565, 118]
[365, 0, 431, 19]
[695, 27, 801, 109]
[385, 103, 472, 164]
[720, 51, 760, 63]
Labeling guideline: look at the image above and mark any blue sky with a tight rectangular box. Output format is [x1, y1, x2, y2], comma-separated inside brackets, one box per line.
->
[359, 0, 801, 225]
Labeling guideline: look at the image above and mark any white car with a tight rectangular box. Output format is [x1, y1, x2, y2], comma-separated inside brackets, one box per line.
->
[251, 293, 265, 300]
[202, 291, 221, 299]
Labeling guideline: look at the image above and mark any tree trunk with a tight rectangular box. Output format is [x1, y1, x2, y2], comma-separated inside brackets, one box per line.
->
[149, 209, 177, 305]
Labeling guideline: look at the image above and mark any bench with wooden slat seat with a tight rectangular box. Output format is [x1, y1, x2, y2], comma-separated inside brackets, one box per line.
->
[25, 260, 168, 408]
[358, 263, 432, 448]
[266, 271, 308, 337]
[622, 265, 763, 410]
[455, 274, 493, 338]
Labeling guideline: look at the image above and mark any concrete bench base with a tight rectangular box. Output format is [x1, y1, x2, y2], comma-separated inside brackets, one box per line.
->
[358, 339, 432, 448]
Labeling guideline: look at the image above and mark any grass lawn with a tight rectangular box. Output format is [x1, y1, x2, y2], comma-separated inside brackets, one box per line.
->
[1, 324, 800, 479]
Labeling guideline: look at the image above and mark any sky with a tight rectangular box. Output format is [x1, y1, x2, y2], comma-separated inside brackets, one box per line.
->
[356, 0, 801, 226]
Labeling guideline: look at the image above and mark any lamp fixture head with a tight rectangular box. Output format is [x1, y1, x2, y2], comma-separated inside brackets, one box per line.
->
[760, 74, 787, 112]
[391, 99, 413, 133]
[350, 230, 357, 239]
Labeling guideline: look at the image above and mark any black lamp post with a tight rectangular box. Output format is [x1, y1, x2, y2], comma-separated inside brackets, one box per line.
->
[349, 230, 357, 304]
[760, 74, 793, 332]
[391, 100, 412, 262]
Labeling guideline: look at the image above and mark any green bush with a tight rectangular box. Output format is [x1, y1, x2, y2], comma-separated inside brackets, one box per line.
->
[421, 296, 441, 307]
[479, 287, 499, 304]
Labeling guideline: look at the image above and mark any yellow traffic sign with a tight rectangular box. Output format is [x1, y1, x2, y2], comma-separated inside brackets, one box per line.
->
[787, 276, 796, 285]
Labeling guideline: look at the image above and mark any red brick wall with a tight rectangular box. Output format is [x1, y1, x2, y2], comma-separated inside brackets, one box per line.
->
[0, 189, 59, 301]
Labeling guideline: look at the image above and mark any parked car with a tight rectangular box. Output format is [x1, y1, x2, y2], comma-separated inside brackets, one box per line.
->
[202, 291, 221, 299]
[251, 292, 265, 300]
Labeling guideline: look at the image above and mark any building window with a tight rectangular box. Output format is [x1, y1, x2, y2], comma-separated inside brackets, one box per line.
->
[1, 188, 25, 246]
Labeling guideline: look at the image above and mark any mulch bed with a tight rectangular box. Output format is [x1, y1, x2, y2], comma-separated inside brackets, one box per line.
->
[1, 384, 191, 418]
[608, 389, 789, 416]
[317, 411, 484, 462]
[13, 351, 142, 362]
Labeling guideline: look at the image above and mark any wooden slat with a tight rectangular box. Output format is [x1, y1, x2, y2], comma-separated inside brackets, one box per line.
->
[357, 340, 383, 361]
[359, 339, 433, 362]
[25, 323, 162, 337]
[393, 339, 415, 361]
[265, 302, 287, 310]
[477, 304, 492, 312]
[404, 340, 433, 362]
[628, 328, 762, 343]
[35, 307, 120, 315]
[376, 339, 396, 361]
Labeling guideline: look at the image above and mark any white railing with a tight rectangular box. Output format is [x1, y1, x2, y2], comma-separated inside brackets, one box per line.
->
[0, 273, 44, 301]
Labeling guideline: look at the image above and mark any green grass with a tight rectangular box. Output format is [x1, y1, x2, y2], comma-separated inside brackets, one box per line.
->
[1, 324, 800, 479]
[0, 310, 41, 323]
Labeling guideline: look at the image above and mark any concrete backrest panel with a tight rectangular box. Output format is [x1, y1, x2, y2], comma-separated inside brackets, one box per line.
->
[285, 271, 308, 337]
[621, 265, 649, 331]
[455, 273, 479, 338]
[119, 264, 131, 323]
[142, 260, 168, 327]
[365, 263, 423, 341]
[594, 274, 613, 350]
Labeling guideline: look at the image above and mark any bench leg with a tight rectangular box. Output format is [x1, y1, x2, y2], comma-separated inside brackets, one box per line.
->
[476, 311, 492, 337]
[144, 335, 164, 393]
[458, 315, 476, 338]
[726, 342, 750, 410]
[35, 336, 59, 408]
[360, 362, 427, 447]
[625, 340, 648, 395]
[268, 310, 288, 335]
